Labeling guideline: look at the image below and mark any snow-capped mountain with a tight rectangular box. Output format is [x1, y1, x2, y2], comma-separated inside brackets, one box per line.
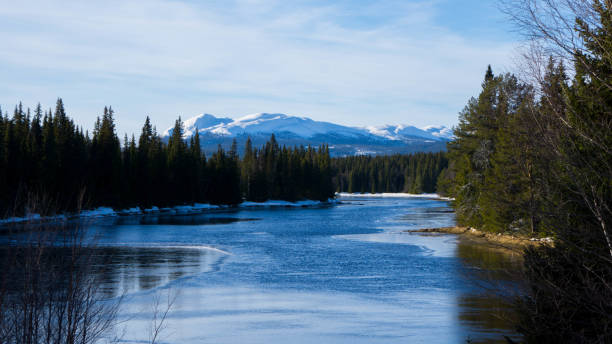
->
[365, 124, 442, 141]
[164, 113, 233, 137]
[422, 125, 455, 140]
[164, 113, 452, 156]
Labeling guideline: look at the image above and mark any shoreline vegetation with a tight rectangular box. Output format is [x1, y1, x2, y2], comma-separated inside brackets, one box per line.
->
[435, 1, 612, 341]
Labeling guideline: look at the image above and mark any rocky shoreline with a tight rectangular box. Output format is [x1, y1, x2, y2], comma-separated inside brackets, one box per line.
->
[405, 226, 553, 252]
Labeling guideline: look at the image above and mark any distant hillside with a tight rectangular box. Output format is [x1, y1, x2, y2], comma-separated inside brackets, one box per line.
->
[164, 113, 452, 156]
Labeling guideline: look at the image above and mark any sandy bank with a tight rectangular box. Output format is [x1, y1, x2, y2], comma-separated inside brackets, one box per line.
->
[405, 226, 553, 252]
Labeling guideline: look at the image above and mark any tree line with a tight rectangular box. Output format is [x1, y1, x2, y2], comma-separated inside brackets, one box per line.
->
[0, 101, 335, 217]
[439, 1, 612, 341]
[332, 152, 448, 194]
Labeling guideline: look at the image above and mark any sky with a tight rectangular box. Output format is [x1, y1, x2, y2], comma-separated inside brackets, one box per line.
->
[0, 0, 520, 136]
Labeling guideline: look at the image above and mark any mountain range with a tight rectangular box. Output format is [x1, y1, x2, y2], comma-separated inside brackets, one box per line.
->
[163, 113, 453, 156]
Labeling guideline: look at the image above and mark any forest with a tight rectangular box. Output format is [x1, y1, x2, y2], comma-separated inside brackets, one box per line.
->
[0, 97, 451, 218]
[0, 102, 335, 217]
[437, 0, 612, 341]
[332, 152, 447, 194]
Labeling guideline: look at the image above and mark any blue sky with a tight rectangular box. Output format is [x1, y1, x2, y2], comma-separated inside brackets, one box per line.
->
[0, 0, 520, 136]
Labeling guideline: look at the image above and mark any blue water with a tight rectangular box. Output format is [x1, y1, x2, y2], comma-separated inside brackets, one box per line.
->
[79, 196, 518, 343]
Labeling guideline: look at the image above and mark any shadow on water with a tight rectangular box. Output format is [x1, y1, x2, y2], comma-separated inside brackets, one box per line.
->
[455, 237, 524, 343]
[399, 206, 455, 220]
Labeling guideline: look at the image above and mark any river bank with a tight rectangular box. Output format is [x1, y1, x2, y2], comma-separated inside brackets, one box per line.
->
[0, 199, 339, 226]
[405, 226, 553, 253]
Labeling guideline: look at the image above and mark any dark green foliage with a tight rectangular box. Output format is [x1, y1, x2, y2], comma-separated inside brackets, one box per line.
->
[445, 1, 612, 341]
[0, 102, 336, 216]
[332, 152, 448, 194]
[0, 100, 91, 214]
[516, 239, 612, 343]
[240, 135, 335, 202]
[207, 144, 241, 205]
[516, 3, 612, 342]
[440, 66, 555, 234]
[90, 107, 122, 207]
[442, 62, 612, 341]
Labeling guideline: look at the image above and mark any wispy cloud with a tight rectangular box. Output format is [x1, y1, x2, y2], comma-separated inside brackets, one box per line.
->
[0, 0, 518, 135]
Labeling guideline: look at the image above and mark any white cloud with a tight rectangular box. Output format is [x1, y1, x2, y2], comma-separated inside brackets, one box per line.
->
[0, 0, 517, 135]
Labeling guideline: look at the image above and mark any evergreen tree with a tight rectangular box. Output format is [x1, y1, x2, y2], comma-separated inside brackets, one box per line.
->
[332, 152, 448, 195]
[0, 101, 338, 215]
[167, 117, 188, 203]
[90, 106, 122, 207]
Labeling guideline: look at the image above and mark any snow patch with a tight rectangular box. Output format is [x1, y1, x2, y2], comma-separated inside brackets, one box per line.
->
[80, 207, 117, 218]
[163, 113, 233, 137]
[1, 199, 340, 224]
[172, 203, 222, 214]
[240, 199, 334, 207]
[337, 192, 452, 200]
[0, 213, 42, 224]
[117, 207, 142, 215]
[422, 125, 454, 140]
[366, 124, 441, 141]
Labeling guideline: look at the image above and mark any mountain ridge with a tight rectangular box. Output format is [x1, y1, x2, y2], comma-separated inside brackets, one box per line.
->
[164, 112, 453, 156]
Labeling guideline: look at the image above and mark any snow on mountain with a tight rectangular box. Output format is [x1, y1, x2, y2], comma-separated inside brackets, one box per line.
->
[365, 124, 441, 141]
[422, 125, 454, 140]
[163, 113, 232, 137]
[163, 112, 451, 156]
[167, 112, 449, 142]
[206, 113, 368, 139]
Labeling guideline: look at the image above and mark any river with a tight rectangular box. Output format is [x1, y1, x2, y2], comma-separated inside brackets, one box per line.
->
[3, 195, 523, 343]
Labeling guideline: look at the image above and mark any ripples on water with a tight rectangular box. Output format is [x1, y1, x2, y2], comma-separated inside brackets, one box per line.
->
[0, 197, 522, 343]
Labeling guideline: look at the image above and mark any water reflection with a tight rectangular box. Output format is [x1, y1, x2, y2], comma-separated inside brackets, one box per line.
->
[90, 245, 228, 297]
[454, 237, 523, 343]
[422, 206, 455, 214]
[457, 237, 523, 271]
[458, 294, 517, 343]
[0, 244, 226, 298]
[398, 206, 456, 229]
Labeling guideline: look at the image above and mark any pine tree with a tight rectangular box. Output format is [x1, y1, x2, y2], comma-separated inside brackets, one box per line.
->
[90, 106, 122, 207]
[241, 137, 255, 199]
[137, 117, 154, 206]
[167, 117, 188, 203]
[0, 100, 344, 215]
[446, 67, 506, 228]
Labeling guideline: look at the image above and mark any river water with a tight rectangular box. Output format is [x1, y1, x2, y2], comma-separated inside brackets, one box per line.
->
[7, 196, 523, 343]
